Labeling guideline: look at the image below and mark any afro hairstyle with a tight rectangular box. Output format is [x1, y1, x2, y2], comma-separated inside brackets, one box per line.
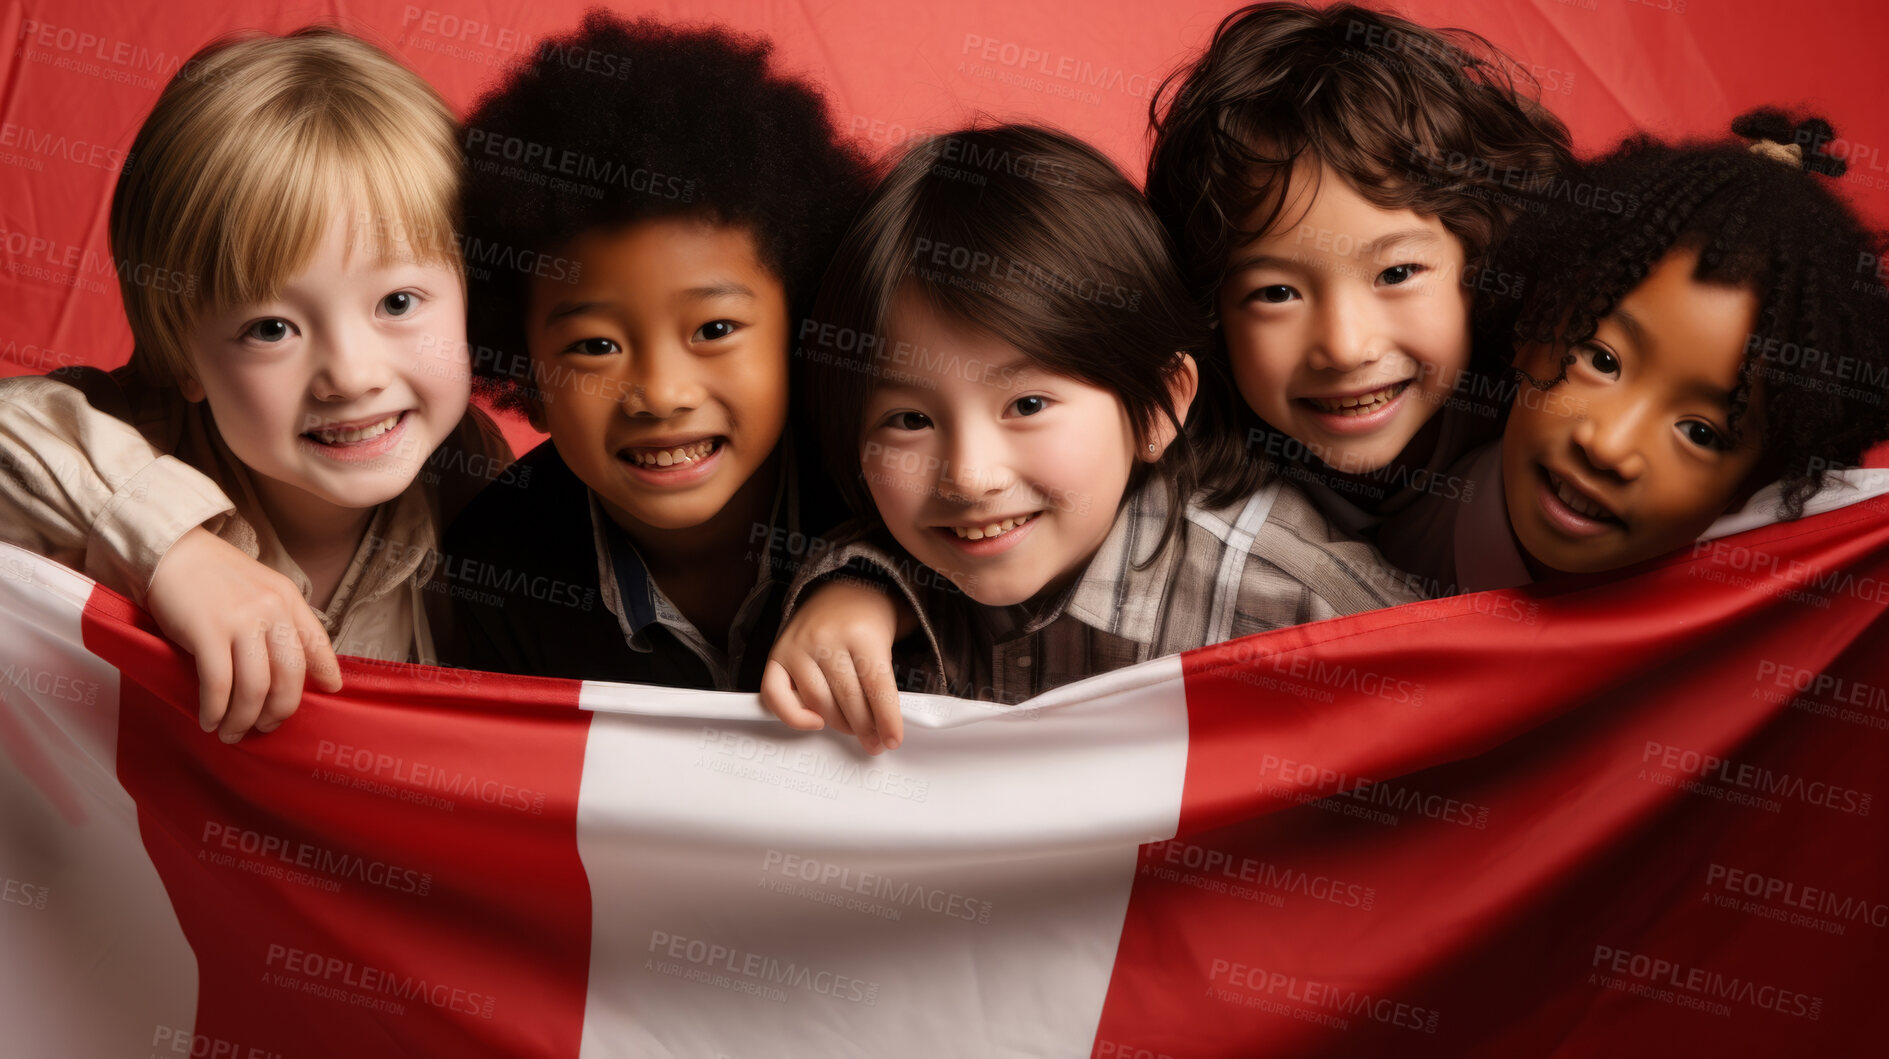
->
[459, 10, 873, 414]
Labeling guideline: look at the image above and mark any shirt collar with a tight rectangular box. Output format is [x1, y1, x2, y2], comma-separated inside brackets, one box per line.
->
[589, 442, 798, 650]
[185, 405, 437, 633]
[1021, 481, 1179, 647]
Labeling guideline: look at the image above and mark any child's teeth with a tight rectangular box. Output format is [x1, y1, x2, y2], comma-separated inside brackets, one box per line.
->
[628, 440, 716, 467]
[313, 414, 399, 444]
[1552, 476, 1610, 520]
[951, 513, 1035, 540]
[1311, 383, 1402, 415]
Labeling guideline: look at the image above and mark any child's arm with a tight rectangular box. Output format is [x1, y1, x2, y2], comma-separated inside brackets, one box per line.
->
[761, 576, 919, 754]
[0, 374, 341, 740]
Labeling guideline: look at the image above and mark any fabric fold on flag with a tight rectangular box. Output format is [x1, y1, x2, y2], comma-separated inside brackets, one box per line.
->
[2, 480, 1885, 1057]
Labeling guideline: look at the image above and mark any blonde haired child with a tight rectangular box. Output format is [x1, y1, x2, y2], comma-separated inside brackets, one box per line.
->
[0, 27, 507, 740]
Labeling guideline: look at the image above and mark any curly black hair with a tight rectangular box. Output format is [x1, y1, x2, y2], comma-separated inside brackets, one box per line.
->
[1491, 107, 1889, 518]
[459, 10, 873, 413]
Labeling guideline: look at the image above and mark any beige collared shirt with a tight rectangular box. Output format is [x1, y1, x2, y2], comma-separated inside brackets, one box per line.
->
[0, 368, 508, 662]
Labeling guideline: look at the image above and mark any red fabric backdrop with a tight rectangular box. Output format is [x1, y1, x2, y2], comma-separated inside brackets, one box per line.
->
[4, 0, 1887, 456]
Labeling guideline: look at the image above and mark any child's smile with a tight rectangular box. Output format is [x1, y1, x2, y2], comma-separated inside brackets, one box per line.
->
[1218, 158, 1472, 476]
[1502, 246, 1767, 575]
[527, 216, 790, 535]
[861, 289, 1152, 608]
[183, 206, 469, 532]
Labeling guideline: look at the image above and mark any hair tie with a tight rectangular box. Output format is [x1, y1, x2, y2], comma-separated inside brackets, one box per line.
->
[1747, 138, 1804, 168]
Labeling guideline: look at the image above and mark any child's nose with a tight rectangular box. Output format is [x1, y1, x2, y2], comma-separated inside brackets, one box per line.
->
[1570, 400, 1649, 481]
[310, 327, 393, 401]
[1305, 292, 1381, 374]
[939, 425, 1017, 500]
[619, 343, 704, 418]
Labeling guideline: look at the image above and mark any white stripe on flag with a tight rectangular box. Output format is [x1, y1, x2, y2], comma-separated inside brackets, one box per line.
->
[0, 551, 199, 1058]
[573, 656, 1192, 1057]
[1701, 467, 1889, 540]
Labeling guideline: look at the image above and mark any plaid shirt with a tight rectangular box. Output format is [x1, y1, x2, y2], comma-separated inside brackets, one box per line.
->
[784, 479, 1426, 704]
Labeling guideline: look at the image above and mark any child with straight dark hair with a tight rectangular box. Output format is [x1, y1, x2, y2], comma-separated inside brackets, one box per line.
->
[1145, 1, 1572, 581]
[760, 124, 1419, 752]
[1388, 109, 1889, 590]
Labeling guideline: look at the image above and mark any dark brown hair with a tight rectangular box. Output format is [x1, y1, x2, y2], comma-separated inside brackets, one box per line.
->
[798, 124, 1210, 557]
[1146, 1, 1573, 504]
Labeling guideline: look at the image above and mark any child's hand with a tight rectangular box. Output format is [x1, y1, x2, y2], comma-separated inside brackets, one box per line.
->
[761, 579, 907, 754]
[146, 527, 342, 743]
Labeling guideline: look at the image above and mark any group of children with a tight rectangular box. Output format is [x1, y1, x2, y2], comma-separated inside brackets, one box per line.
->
[1, 3, 1884, 754]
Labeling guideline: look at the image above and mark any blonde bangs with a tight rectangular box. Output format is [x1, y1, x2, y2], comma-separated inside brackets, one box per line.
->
[112, 27, 462, 382]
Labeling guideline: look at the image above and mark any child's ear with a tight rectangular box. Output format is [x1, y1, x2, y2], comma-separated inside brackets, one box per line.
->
[523, 393, 548, 433]
[1141, 352, 1200, 462]
[178, 374, 206, 403]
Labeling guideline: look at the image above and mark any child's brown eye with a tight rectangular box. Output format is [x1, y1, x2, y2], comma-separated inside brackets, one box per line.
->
[565, 338, 619, 356]
[889, 411, 931, 431]
[1011, 395, 1047, 416]
[693, 319, 739, 341]
[1253, 285, 1297, 304]
[1377, 263, 1423, 285]
[1679, 420, 1723, 449]
[245, 319, 292, 343]
[1581, 344, 1621, 377]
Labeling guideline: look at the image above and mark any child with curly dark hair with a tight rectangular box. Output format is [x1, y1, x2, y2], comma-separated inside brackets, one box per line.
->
[1383, 109, 1889, 591]
[1145, 2, 1571, 559]
[437, 12, 872, 688]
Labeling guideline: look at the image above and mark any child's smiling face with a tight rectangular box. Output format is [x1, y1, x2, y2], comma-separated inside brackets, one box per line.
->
[1502, 245, 1766, 575]
[859, 288, 1183, 608]
[1218, 159, 1473, 475]
[526, 216, 790, 535]
[182, 205, 470, 526]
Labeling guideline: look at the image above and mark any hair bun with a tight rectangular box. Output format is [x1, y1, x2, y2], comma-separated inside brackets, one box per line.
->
[1730, 106, 1848, 177]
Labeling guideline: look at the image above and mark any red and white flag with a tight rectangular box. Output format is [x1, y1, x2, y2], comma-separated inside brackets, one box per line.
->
[3, 476, 1887, 1058]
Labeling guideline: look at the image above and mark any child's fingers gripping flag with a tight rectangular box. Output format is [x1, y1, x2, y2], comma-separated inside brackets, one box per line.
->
[3, 473, 1888, 1057]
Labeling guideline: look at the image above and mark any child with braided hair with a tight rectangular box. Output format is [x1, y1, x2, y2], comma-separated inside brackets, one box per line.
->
[1383, 108, 1889, 590]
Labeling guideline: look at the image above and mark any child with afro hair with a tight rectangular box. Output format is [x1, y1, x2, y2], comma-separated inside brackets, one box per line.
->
[1382, 108, 1889, 591]
[439, 12, 873, 687]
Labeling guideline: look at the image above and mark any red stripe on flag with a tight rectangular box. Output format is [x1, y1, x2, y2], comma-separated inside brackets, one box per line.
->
[1094, 499, 1889, 1056]
[79, 587, 596, 1058]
